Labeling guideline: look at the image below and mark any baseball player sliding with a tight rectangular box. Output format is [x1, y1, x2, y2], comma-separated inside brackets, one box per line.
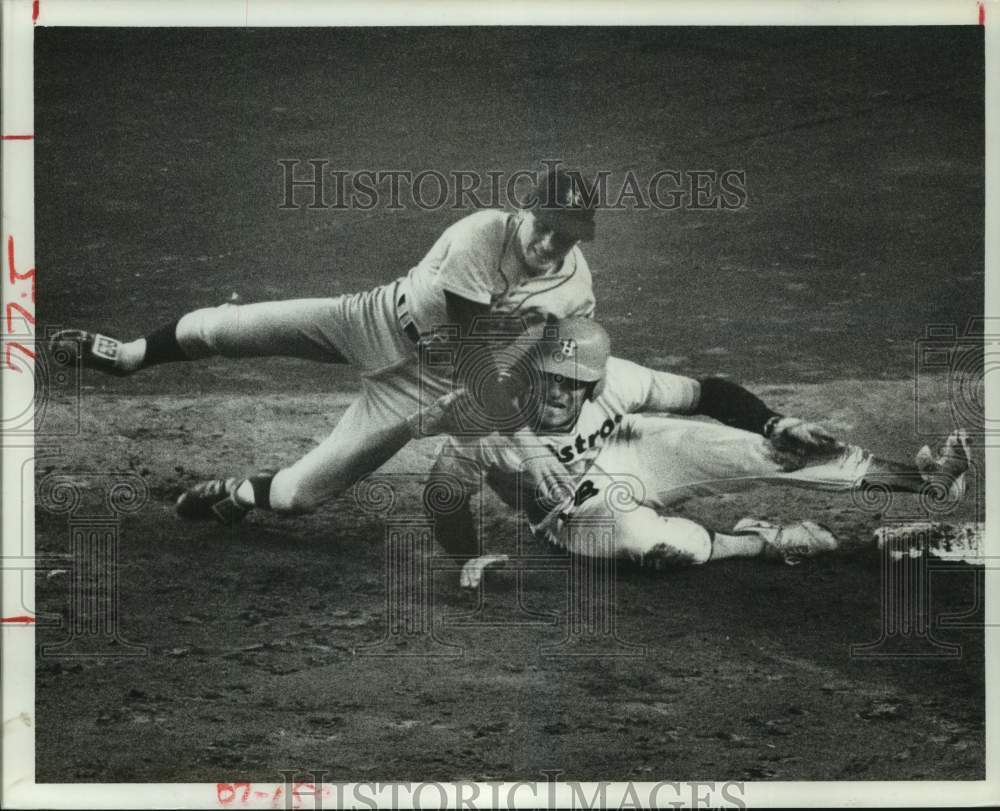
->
[52, 166, 597, 521]
[423, 319, 972, 588]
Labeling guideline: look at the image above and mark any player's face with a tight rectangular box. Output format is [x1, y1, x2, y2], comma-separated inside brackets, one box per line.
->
[538, 371, 591, 431]
[517, 212, 578, 275]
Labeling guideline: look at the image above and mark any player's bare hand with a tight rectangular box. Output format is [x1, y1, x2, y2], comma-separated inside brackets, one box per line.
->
[460, 554, 510, 590]
[767, 417, 844, 468]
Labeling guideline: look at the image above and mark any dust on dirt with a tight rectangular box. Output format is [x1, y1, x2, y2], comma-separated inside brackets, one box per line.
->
[34, 378, 984, 781]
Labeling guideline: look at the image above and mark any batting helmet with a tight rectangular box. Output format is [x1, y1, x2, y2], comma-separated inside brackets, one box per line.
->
[524, 318, 611, 400]
[522, 165, 597, 242]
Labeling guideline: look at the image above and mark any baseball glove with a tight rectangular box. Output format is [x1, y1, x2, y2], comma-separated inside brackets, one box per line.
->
[765, 416, 844, 470]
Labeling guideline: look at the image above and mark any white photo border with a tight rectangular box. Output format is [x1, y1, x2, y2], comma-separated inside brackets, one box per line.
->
[2, 1, 996, 808]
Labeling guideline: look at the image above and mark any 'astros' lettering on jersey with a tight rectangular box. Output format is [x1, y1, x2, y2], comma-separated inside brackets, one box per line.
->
[400, 209, 595, 334]
[547, 413, 625, 463]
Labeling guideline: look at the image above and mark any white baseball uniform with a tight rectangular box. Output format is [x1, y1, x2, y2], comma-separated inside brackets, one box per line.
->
[171, 209, 595, 510]
[431, 357, 874, 564]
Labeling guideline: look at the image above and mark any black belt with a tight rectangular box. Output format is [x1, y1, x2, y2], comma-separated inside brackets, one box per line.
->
[396, 294, 421, 345]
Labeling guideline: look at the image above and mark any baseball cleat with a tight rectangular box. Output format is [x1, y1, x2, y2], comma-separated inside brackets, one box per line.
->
[915, 429, 971, 502]
[176, 478, 250, 525]
[733, 517, 839, 565]
[49, 329, 131, 376]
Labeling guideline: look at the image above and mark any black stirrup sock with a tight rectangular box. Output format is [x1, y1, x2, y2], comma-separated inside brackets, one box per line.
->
[142, 320, 187, 367]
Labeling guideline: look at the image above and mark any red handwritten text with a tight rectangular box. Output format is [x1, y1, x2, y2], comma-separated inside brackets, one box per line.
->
[3, 235, 36, 372]
[216, 782, 333, 808]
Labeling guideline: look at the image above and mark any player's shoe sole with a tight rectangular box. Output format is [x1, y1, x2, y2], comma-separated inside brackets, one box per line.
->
[734, 517, 839, 565]
[49, 329, 131, 376]
[176, 478, 250, 525]
[916, 429, 971, 503]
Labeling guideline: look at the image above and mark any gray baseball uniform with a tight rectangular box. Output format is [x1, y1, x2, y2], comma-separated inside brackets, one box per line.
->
[172, 209, 596, 510]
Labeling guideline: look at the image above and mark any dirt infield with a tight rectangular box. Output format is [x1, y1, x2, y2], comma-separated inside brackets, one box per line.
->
[34, 380, 984, 781]
[32, 27, 984, 783]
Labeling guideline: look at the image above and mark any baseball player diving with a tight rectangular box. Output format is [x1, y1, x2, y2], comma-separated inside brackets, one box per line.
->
[423, 319, 972, 588]
[51, 166, 597, 522]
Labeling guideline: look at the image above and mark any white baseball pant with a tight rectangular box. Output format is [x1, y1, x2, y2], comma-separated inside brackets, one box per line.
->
[173, 282, 453, 510]
[551, 414, 873, 564]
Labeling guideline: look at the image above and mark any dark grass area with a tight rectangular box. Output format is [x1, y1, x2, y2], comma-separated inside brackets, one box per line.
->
[35, 27, 983, 390]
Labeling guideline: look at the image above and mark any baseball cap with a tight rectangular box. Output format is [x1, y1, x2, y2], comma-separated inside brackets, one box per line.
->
[524, 166, 597, 242]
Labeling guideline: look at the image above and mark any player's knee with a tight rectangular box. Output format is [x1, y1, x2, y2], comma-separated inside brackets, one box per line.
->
[268, 471, 324, 514]
[176, 307, 227, 359]
[276, 492, 321, 515]
[625, 515, 713, 567]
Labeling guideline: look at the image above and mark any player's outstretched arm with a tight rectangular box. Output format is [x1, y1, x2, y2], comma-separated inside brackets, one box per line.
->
[424, 435, 490, 568]
[424, 460, 512, 589]
[630, 367, 839, 456]
[425, 459, 508, 589]
[428, 487, 480, 559]
[691, 376, 783, 433]
[693, 376, 843, 457]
